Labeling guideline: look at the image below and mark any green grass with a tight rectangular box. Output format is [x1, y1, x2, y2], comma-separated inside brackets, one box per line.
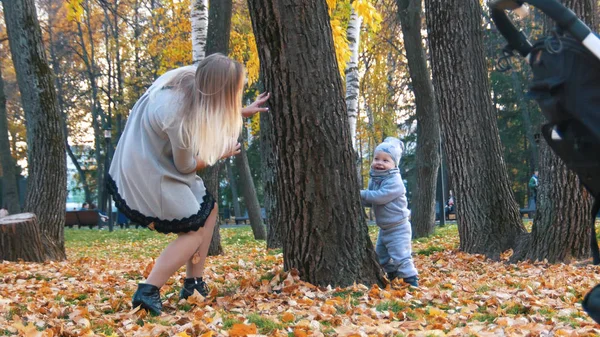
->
[472, 313, 497, 323]
[376, 300, 407, 313]
[416, 245, 445, 256]
[247, 313, 283, 334]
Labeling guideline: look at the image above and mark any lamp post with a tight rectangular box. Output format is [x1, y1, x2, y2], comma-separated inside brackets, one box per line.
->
[104, 127, 113, 232]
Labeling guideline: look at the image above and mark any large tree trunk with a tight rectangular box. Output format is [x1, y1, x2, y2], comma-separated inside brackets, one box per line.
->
[0, 66, 21, 214]
[203, 0, 233, 256]
[191, 0, 208, 64]
[397, 0, 440, 238]
[424, 0, 526, 259]
[512, 0, 596, 263]
[247, 0, 384, 287]
[3, 0, 67, 261]
[235, 130, 267, 240]
[260, 98, 282, 249]
[0, 213, 45, 262]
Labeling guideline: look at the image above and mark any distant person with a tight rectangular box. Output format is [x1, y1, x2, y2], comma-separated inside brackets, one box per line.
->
[79, 202, 89, 211]
[360, 137, 419, 287]
[89, 203, 109, 222]
[445, 190, 455, 217]
[107, 54, 269, 315]
[528, 170, 539, 209]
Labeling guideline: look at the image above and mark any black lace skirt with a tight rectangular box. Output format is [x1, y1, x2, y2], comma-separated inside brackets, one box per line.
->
[106, 175, 215, 234]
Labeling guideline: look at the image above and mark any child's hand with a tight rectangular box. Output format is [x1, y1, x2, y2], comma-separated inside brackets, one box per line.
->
[221, 142, 242, 159]
[241, 92, 270, 118]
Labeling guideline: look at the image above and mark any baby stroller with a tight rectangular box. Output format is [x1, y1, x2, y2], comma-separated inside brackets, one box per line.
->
[489, 0, 600, 323]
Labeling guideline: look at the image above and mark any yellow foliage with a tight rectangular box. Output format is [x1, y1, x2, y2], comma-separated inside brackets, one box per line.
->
[353, 0, 382, 32]
[230, 4, 260, 86]
[326, 0, 338, 14]
[148, 1, 192, 74]
[66, 0, 84, 22]
[330, 18, 351, 78]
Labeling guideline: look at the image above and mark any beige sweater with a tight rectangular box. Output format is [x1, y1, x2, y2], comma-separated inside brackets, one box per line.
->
[109, 85, 210, 226]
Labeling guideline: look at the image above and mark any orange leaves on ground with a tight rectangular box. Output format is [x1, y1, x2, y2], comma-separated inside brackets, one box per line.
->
[2, 226, 600, 336]
[228, 323, 257, 336]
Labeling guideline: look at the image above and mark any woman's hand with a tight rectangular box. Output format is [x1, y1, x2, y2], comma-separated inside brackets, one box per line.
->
[241, 92, 270, 118]
[221, 142, 242, 159]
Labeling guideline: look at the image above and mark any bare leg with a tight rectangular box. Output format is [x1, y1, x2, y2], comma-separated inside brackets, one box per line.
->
[186, 206, 218, 278]
[145, 206, 218, 287]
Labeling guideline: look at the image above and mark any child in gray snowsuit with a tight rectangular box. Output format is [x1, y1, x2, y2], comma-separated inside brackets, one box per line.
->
[360, 137, 418, 287]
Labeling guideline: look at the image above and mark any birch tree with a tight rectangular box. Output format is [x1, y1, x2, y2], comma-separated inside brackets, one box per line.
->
[191, 0, 208, 64]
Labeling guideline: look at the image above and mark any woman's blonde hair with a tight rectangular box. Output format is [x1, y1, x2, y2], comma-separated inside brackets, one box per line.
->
[151, 54, 245, 165]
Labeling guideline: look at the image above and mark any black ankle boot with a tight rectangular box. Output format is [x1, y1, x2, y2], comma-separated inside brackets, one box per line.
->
[132, 283, 162, 315]
[180, 277, 209, 300]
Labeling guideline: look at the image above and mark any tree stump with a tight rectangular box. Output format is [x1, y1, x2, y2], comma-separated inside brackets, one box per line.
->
[0, 213, 45, 262]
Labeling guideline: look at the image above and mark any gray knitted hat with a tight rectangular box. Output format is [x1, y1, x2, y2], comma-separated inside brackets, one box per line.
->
[374, 137, 404, 167]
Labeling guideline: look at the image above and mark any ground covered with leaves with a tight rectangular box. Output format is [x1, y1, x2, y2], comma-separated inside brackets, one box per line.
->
[2, 224, 600, 336]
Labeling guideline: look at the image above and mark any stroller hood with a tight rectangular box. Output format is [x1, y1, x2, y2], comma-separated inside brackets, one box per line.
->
[528, 35, 600, 199]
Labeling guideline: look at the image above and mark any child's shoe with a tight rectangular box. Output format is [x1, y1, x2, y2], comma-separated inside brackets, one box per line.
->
[132, 283, 162, 315]
[180, 277, 209, 300]
[403, 275, 419, 287]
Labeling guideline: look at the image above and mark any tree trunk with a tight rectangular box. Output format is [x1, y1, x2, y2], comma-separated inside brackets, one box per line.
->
[200, 165, 223, 256]
[191, 0, 208, 63]
[424, 0, 526, 259]
[0, 66, 21, 214]
[397, 0, 441, 238]
[0, 213, 45, 262]
[201, 0, 233, 256]
[206, 0, 232, 57]
[345, 7, 362, 152]
[512, 0, 595, 263]
[234, 132, 267, 240]
[225, 160, 243, 218]
[247, 0, 384, 287]
[260, 97, 282, 249]
[3, 0, 67, 261]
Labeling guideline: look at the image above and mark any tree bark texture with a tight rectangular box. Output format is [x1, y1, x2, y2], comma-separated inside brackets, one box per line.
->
[200, 165, 223, 256]
[0, 66, 21, 214]
[191, 0, 208, 63]
[345, 7, 362, 152]
[202, 0, 234, 256]
[396, 0, 441, 238]
[260, 103, 282, 249]
[206, 0, 233, 56]
[513, 0, 595, 263]
[424, 0, 526, 259]
[234, 135, 267, 240]
[3, 0, 67, 261]
[247, 0, 385, 287]
[0, 213, 45, 262]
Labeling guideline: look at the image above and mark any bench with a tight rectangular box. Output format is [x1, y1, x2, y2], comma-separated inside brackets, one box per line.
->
[65, 210, 104, 229]
[234, 208, 267, 225]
